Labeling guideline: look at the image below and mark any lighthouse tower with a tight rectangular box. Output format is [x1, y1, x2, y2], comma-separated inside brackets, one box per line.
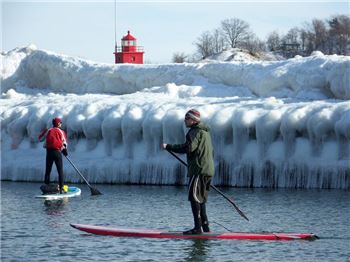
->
[114, 31, 144, 64]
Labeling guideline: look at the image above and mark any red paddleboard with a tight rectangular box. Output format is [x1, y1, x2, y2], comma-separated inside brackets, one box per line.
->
[70, 224, 317, 241]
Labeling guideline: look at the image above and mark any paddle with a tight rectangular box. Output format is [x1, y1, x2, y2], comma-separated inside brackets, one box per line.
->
[166, 149, 249, 221]
[64, 155, 102, 196]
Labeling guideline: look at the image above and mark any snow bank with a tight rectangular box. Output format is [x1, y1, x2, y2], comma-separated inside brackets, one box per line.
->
[2, 46, 350, 99]
[204, 48, 284, 62]
[1, 46, 350, 189]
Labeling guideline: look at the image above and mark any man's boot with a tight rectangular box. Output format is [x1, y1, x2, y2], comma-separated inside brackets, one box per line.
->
[184, 202, 203, 235]
[183, 228, 203, 235]
[202, 221, 210, 233]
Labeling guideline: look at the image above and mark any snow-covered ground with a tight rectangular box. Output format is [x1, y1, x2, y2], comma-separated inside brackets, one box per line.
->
[1, 45, 350, 188]
[203, 48, 285, 62]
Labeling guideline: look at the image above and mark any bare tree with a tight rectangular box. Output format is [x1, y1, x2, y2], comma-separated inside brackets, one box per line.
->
[328, 15, 350, 55]
[299, 28, 308, 53]
[212, 28, 226, 53]
[302, 18, 337, 55]
[172, 52, 187, 63]
[284, 27, 300, 44]
[280, 27, 301, 57]
[221, 18, 252, 48]
[242, 34, 266, 54]
[194, 31, 215, 58]
[303, 24, 316, 55]
[312, 19, 328, 53]
[266, 31, 281, 51]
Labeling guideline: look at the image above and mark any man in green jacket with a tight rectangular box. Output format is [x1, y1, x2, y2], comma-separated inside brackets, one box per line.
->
[162, 109, 215, 235]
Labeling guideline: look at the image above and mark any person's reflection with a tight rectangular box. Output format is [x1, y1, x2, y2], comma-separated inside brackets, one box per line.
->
[184, 239, 210, 262]
[43, 199, 68, 215]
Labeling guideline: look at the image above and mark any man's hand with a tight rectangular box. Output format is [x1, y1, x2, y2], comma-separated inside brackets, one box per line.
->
[161, 143, 168, 150]
[62, 148, 68, 156]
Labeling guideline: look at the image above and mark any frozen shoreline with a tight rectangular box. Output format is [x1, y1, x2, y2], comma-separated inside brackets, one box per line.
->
[1, 46, 349, 188]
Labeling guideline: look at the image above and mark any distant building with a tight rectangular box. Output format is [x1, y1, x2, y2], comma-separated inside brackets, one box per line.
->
[280, 43, 300, 51]
[114, 31, 144, 64]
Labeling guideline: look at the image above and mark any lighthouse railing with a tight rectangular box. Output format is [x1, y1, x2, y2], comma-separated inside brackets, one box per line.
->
[115, 46, 144, 52]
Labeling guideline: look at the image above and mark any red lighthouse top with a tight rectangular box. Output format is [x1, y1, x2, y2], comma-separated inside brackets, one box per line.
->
[122, 31, 136, 41]
[121, 30, 138, 52]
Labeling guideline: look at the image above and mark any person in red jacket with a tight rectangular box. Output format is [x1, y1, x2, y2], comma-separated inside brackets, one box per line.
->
[38, 117, 68, 194]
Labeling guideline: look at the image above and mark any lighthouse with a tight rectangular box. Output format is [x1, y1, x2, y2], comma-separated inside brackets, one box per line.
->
[114, 31, 144, 64]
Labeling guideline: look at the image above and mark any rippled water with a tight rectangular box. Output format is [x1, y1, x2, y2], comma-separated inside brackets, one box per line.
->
[1, 182, 349, 261]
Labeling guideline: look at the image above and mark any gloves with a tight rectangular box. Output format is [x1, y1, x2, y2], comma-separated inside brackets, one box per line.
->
[62, 148, 68, 156]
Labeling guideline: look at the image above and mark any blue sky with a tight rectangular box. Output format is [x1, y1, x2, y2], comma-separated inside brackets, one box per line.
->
[2, 1, 349, 64]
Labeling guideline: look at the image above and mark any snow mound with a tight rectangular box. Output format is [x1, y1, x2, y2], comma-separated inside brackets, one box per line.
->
[1, 45, 349, 99]
[204, 48, 284, 62]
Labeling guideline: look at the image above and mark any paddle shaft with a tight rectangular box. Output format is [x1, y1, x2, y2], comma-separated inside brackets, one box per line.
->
[166, 149, 249, 221]
[64, 155, 102, 195]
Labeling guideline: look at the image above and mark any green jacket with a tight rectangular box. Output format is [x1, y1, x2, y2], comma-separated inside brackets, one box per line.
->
[167, 122, 214, 177]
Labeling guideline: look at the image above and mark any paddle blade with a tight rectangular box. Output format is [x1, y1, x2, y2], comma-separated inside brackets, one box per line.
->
[90, 187, 102, 196]
[227, 198, 249, 221]
[235, 205, 249, 221]
[210, 185, 249, 221]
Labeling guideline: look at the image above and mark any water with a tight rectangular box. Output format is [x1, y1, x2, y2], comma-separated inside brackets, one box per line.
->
[1, 182, 349, 261]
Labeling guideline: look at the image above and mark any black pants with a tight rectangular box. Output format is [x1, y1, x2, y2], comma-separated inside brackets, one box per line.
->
[45, 149, 64, 189]
[190, 201, 209, 230]
[188, 175, 212, 230]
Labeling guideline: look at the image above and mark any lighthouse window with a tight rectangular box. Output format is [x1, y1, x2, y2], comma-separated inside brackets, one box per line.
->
[122, 40, 136, 46]
[131, 56, 135, 61]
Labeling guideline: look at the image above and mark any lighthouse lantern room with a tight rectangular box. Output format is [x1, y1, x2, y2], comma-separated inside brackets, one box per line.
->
[114, 31, 144, 64]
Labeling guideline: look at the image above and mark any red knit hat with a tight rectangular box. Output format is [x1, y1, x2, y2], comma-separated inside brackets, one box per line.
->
[185, 109, 200, 122]
[52, 117, 62, 127]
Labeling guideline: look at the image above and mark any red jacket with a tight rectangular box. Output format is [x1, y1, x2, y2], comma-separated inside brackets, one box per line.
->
[38, 127, 67, 150]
